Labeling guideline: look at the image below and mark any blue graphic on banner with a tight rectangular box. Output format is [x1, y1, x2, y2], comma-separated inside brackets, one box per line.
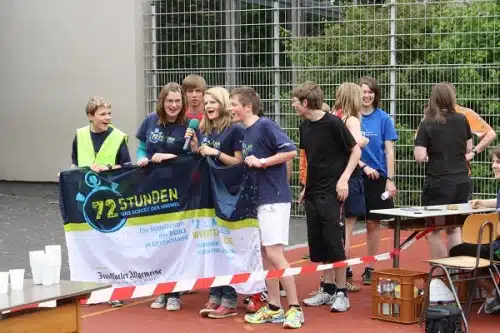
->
[59, 155, 256, 231]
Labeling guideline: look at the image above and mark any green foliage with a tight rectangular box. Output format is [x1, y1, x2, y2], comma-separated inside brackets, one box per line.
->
[282, 0, 500, 209]
[155, 1, 499, 213]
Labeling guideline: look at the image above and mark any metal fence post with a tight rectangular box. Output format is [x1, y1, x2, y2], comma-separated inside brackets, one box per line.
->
[389, 0, 397, 119]
[274, 1, 281, 126]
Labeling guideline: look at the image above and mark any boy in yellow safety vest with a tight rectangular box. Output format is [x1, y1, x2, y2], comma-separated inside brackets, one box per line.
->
[71, 96, 131, 174]
[70, 96, 131, 308]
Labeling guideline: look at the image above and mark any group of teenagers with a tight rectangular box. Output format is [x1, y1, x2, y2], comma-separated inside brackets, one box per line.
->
[70, 74, 500, 329]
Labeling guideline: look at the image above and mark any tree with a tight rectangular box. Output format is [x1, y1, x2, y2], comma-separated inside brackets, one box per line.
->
[282, 0, 500, 206]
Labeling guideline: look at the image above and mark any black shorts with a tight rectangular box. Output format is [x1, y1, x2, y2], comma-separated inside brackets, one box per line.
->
[305, 194, 346, 263]
[450, 243, 500, 262]
[421, 178, 471, 206]
[361, 175, 394, 221]
[344, 177, 366, 218]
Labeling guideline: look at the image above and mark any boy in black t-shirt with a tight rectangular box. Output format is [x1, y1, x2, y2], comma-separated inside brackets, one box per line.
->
[293, 82, 361, 312]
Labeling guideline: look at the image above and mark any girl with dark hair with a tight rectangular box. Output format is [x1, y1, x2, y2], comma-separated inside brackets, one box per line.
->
[415, 82, 473, 261]
[358, 76, 399, 285]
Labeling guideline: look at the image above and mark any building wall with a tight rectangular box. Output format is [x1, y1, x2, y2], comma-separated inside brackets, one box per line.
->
[0, 0, 145, 181]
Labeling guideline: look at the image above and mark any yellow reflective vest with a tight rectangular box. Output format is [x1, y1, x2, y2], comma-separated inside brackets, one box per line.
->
[76, 126, 127, 167]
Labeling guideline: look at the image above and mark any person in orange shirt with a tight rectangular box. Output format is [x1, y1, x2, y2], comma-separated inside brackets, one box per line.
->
[453, 106, 496, 164]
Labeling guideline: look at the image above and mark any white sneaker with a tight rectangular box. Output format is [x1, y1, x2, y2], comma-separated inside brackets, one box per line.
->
[308, 286, 323, 296]
[150, 295, 166, 309]
[166, 297, 181, 311]
[330, 292, 350, 312]
[303, 290, 334, 306]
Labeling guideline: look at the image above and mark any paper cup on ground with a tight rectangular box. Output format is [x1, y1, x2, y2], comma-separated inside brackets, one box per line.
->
[0, 272, 9, 294]
[29, 250, 45, 285]
[9, 269, 25, 291]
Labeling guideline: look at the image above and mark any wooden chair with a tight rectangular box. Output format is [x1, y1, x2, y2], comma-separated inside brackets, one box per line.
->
[419, 213, 500, 333]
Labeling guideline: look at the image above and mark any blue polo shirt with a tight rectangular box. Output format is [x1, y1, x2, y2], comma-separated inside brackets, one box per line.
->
[242, 117, 296, 206]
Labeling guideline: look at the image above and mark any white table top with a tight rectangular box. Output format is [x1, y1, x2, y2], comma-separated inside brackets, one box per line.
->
[370, 203, 496, 219]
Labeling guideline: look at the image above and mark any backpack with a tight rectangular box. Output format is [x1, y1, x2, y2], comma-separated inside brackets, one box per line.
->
[425, 305, 464, 333]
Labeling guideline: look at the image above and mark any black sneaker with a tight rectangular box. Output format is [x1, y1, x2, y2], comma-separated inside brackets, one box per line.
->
[485, 297, 500, 314]
[108, 300, 124, 308]
[346, 268, 353, 280]
[361, 267, 374, 285]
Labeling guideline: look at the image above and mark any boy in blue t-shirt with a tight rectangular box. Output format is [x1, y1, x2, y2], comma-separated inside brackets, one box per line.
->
[229, 87, 304, 329]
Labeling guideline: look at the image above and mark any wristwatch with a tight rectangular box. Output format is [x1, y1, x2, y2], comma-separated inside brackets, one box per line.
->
[216, 150, 222, 159]
[106, 164, 113, 170]
[259, 158, 267, 168]
[387, 176, 394, 181]
[472, 147, 478, 155]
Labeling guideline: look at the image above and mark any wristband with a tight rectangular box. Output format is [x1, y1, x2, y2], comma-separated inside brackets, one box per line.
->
[216, 150, 222, 159]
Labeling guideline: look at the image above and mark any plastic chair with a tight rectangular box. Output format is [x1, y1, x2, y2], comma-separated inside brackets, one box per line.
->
[419, 213, 500, 333]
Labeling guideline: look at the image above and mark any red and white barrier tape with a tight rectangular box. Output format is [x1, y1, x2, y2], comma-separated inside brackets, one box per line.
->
[1, 300, 56, 315]
[1, 227, 433, 314]
[81, 227, 434, 305]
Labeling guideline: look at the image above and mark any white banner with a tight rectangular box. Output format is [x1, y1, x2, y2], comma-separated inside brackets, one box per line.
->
[66, 212, 266, 295]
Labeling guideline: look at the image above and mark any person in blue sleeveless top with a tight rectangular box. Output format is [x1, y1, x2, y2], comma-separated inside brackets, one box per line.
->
[185, 86, 244, 319]
[449, 146, 500, 315]
[136, 82, 196, 311]
[357, 76, 399, 285]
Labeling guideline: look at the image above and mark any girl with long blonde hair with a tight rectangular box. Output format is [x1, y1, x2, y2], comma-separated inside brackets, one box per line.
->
[189, 86, 244, 318]
[190, 86, 244, 166]
[335, 82, 368, 289]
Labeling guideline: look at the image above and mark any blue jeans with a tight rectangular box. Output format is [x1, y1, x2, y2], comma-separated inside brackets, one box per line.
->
[209, 286, 237, 308]
[165, 292, 180, 299]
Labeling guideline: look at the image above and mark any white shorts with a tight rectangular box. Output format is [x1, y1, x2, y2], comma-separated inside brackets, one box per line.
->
[257, 202, 291, 246]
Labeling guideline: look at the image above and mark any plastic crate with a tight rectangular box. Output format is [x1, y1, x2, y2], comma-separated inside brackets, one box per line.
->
[372, 268, 428, 324]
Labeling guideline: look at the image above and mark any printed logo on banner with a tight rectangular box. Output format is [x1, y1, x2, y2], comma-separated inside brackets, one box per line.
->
[76, 172, 126, 233]
[75, 171, 180, 233]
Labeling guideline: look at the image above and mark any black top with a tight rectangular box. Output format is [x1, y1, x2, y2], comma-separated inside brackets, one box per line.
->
[299, 112, 357, 197]
[415, 111, 472, 183]
[71, 127, 131, 166]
